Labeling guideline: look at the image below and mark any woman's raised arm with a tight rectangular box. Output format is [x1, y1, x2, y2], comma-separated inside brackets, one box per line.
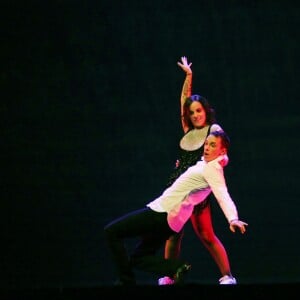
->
[177, 56, 193, 133]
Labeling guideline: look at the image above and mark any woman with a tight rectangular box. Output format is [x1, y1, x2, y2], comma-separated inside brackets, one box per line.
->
[158, 56, 237, 285]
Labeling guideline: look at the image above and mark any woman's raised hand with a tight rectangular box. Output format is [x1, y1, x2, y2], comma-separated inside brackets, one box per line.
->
[177, 56, 192, 75]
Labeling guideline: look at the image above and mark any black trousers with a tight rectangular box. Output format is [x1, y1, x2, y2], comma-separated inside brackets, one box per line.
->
[104, 207, 187, 285]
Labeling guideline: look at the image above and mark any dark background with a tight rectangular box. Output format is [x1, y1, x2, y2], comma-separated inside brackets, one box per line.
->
[2, 0, 300, 289]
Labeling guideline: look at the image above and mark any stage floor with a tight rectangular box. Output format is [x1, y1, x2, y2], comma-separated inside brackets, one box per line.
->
[2, 283, 300, 299]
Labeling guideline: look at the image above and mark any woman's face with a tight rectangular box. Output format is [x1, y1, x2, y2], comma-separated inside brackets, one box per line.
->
[189, 101, 207, 128]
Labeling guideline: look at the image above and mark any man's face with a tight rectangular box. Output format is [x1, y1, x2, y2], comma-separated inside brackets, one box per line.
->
[203, 134, 226, 162]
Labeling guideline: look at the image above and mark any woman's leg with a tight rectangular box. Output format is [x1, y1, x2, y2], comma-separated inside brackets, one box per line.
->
[164, 230, 184, 259]
[158, 230, 185, 285]
[190, 203, 232, 277]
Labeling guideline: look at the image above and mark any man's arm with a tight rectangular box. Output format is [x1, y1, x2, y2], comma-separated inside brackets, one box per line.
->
[204, 162, 248, 234]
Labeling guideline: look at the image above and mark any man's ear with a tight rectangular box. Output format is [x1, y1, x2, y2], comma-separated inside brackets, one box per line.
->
[221, 148, 227, 155]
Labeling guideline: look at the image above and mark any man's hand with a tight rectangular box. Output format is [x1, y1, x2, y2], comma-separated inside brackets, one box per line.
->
[229, 220, 248, 234]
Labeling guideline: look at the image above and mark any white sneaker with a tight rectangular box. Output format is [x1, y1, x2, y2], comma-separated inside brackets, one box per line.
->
[219, 275, 237, 285]
[158, 276, 175, 285]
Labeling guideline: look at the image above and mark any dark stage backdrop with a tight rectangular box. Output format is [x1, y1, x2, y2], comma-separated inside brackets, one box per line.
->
[2, 0, 299, 289]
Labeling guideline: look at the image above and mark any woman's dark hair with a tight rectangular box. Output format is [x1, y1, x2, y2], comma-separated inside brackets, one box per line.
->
[182, 94, 216, 129]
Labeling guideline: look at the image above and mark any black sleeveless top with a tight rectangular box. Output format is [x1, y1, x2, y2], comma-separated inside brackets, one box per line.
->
[166, 125, 212, 187]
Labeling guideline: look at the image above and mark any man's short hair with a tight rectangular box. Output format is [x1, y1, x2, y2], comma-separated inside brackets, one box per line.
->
[210, 130, 230, 150]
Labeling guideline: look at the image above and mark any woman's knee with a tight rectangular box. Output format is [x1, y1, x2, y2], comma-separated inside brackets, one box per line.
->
[168, 231, 184, 243]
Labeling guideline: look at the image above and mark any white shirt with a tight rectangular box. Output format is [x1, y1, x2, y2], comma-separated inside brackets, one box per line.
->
[147, 155, 238, 232]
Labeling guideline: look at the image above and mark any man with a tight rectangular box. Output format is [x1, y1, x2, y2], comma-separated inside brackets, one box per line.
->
[104, 130, 248, 286]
